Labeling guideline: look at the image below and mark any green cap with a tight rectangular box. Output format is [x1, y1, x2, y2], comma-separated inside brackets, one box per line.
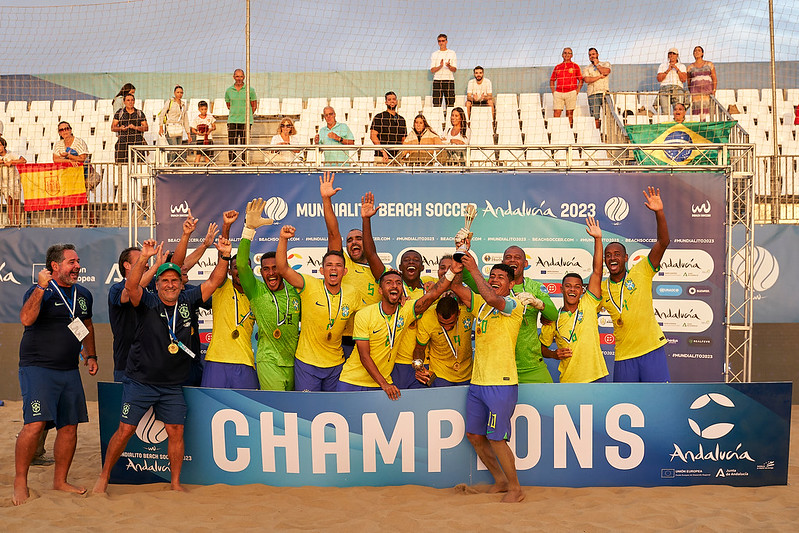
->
[156, 262, 182, 278]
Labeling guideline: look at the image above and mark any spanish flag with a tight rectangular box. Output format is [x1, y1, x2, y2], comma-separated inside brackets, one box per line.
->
[625, 121, 736, 166]
[19, 163, 88, 211]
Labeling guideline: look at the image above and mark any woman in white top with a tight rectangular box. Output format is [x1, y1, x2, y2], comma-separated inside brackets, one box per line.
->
[270, 118, 300, 164]
[443, 107, 470, 164]
[53, 121, 94, 225]
[157, 85, 192, 162]
[0, 136, 26, 225]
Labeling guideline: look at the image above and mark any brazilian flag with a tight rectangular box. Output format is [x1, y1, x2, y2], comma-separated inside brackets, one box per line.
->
[625, 121, 736, 166]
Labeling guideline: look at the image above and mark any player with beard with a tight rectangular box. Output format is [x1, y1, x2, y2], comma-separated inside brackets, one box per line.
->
[360, 191, 437, 389]
[201, 209, 258, 389]
[277, 225, 362, 391]
[337, 265, 460, 398]
[602, 187, 670, 382]
[237, 198, 301, 390]
[320, 172, 380, 356]
[539, 217, 609, 383]
[462, 243, 558, 383]
[413, 294, 474, 387]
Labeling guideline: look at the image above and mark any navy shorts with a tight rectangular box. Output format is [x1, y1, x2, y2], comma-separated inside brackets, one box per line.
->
[19, 366, 88, 429]
[466, 384, 518, 441]
[432, 376, 470, 387]
[613, 346, 670, 383]
[120, 377, 187, 426]
[294, 359, 342, 392]
[391, 363, 426, 389]
[201, 360, 259, 390]
[336, 381, 380, 392]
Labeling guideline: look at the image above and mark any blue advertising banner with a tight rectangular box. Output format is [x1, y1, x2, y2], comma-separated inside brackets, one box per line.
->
[156, 172, 726, 381]
[98, 382, 791, 488]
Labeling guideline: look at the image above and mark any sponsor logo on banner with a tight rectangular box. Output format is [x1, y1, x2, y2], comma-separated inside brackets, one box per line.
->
[170, 201, 191, 217]
[0, 262, 21, 284]
[656, 285, 683, 296]
[604, 197, 629, 224]
[687, 285, 711, 296]
[654, 300, 713, 333]
[480, 199, 557, 219]
[691, 200, 712, 218]
[687, 336, 712, 346]
[263, 196, 289, 221]
[528, 248, 592, 279]
[105, 263, 124, 284]
[186, 249, 219, 281]
[598, 313, 614, 329]
[545, 283, 560, 295]
[732, 246, 779, 292]
[630, 249, 714, 282]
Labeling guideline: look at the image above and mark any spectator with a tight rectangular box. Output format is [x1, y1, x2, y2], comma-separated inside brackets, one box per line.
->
[443, 107, 470, 165]
[112, 83, 135, 115]
[430, 34, 457, 108]
[370, 91, 407, 164]
[53, 121, 93, 225]
[157, 85, 192, 163]
[190, 100, 216, 164]
[270, 118, 300, 164]
[0, 136, 25, 226]
[111, 93, 148, 163]
[466, 66, 493, 118]
[314, 106, 355, 166]
[673, 102, 687, 124]
[656, 48, 688, 113]
[687, 46, 717, 115]
[403, 114, 443, 165]
[224, 69, 257, 165]
[550, 48, 583, 125]
[582, 48, 612, 128]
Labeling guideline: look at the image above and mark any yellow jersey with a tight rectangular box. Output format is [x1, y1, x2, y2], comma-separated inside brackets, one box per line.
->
[416, 304, 473, 383]
[205, 280, 256, 367]
[342, 251, 379, 336]
[469, 294, 524, 386]
[393, 277, 436, 364]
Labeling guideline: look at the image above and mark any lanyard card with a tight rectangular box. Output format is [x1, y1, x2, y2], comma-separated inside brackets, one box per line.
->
[68, 317, 89, 341]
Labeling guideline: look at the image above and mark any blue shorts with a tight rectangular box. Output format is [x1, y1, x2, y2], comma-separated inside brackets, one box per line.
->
[336, 381, 380, 392]
[391, 363, 426, 389]
[120, 377, 187, 426]
[588, 93, 605, 120]
[613, 346, 670, 383]
[294, 359, 342, 392]
[19, 366, 88, 429]
[466, 384, 518, 441]
[432, 376, 470, 387]
[113, 370, 126, 383]
[201, 360, 259, 389]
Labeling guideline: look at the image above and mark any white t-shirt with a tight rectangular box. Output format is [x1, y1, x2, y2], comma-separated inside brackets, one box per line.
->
[430, 49, 457, 81]
[0, 151, 22, 199]
[443, 126, 471, 144]
[583, 61, 611, 95]
[53, 137, 88, 158]
[467, 78, 493, 100]
[190, 114, 216, 140]
[657, 61, 687, 87]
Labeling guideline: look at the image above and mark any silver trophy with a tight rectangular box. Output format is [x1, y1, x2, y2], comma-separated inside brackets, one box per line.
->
[453, 204, 477, 262]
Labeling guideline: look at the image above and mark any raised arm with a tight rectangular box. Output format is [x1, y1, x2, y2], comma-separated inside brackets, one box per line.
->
[183, 222, 219, 270]
[644, 187, 670, 270]
[20, 269, 53, 326]
[276, 225, 304, 290]
[460, 254, 506, 310]
[221, 209, 238, 240]
[238, 197, 275, 297]
[586, 216, 603, 297]
[200, 237, 233, 302]
[320, 171, 343, 252]
[170, 210, 198, 267]
[361, 191, 386, 279]
[126, 239, 162, 307]
[412, 261, 462, 316]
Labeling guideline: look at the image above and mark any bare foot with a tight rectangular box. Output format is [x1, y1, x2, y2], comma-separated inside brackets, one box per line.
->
[487, 481, 509, 494]
[500, 489, 525, 503]
[92, 477, 109, 495]
[53, 481, 87, 495]
[12, 481, 30, 506]
[171, 483, 187, 492]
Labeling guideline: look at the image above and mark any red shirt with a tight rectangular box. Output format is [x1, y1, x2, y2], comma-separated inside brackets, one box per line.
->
[551, 62, 582, 92]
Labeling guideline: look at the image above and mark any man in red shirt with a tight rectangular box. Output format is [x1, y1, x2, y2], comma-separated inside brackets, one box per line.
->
[549, 48, 583, 125]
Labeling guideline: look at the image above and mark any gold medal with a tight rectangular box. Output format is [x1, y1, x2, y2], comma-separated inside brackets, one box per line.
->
[168, 342, 179, 354]
[232, 329, 240, 339]
[327, 332, 332, 341]
[476, 327, 481, 335]
[453, 361, 460, 371]
[617, 318, 624, 326]
[273, 328, 281, 339]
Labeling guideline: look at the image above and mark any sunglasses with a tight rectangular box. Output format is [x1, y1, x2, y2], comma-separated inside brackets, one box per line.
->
[281, 124, 292, 127]
[58, 127, 71, 132]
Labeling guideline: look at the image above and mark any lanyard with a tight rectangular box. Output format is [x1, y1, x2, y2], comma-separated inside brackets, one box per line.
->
[556, 307, 579, 344]
[233, 288, 253, 328]
[269, 285, 290, 326]
[380, 304, 400, 350]
[324, 285, 342, 330]
[166, 303, 197, 358]
[50, 281, 77, 319]
[402, 280, 425, 298]
[606, 275, 626, 315]
[441, 325, 458, 361]
[476, 302, 494, 323]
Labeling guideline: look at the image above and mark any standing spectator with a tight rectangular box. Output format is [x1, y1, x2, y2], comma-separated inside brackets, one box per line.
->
[656, 48, 688, 113]
[314, 106, 355, 166]
[0, 136, 25, 226]
[687, 46, 717, 115]
[190, 100, 216, 164]
[582, 48, 612, 128]
[370, 91, 407, 164]
[466, 66, 493, 118]
[225, 69, 257, 165]
[53, 121, 92, 225]
[430, 34, 457, 108]
[157, 85, 192, 163]
[112, 83, 135, 115]
[111, 94, 148, 163]
[550, 48, 583, 125]
[14, 244, 98, 505]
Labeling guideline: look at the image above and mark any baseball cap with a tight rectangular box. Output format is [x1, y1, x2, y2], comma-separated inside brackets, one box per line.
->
[668, 48, 679, 55]
[156, 262, 182, 278]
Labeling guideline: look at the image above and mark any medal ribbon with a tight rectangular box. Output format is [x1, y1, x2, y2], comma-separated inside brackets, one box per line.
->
[324, 285, 342, 330]
[166, 303, 196, 358]
[380, 304, 400, 350]
[441, 325, 459, 362]
[555, 307, 579, 344]
[50, 282, 77, 319]
[606, 275, 625, 316]
[269, 285, 290, 327]
[233, 288, 253, 328]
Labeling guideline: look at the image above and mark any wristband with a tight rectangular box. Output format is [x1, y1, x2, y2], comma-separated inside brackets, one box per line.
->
[444, 269, 455, 281]
[85, 355, 97, 360]
[241, 226, 256, 241]
[36, 284, 47, 291]
[221, 256, 232, 261]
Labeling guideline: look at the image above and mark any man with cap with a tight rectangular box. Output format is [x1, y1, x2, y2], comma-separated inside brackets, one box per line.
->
[93, 236, 232, 494]
[656, 48, 688, 112]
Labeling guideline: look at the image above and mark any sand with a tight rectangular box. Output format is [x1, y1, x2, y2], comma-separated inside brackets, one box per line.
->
[1, 401, 797, 532]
